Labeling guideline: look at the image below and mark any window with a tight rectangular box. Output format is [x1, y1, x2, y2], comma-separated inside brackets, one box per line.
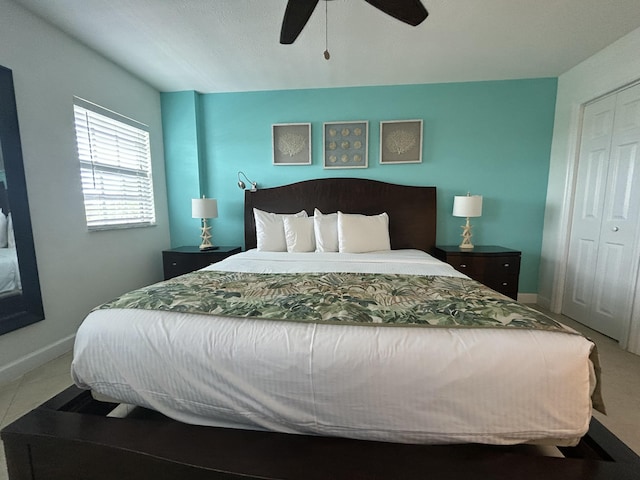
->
[73, 98, 156, 230]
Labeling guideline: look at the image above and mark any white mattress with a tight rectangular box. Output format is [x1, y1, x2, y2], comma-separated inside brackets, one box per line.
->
[72, 249, 596, 446]
[0, 247, 21, 294]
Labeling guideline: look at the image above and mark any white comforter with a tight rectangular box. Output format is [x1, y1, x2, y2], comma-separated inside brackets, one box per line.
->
[72, 249, 596, 446]
[0, 247, 21, 293]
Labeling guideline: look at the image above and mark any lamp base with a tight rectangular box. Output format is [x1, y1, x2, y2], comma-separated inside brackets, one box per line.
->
[198, 218, 216, 251]
[199, 245, 219, 251]
[459, 217, 474, 249]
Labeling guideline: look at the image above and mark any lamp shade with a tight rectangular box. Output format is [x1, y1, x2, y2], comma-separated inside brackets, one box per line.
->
[192, 198, 218, 219]
[453, 195, 482, 218]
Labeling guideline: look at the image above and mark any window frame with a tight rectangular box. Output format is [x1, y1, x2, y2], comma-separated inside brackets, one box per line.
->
[73, 97, 156, 231]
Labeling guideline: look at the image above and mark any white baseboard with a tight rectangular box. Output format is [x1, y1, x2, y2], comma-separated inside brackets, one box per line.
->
[518, 293, 538, 304]
[0, 334, 75, 387]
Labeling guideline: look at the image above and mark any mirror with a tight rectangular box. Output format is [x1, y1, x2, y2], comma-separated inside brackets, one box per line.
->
[0, 65, 44, 335]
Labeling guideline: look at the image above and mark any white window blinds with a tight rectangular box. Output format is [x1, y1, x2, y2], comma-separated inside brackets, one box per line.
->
[73, 98, 156, 230]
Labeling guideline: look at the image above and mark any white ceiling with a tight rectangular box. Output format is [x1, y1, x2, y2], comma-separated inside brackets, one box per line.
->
[11, 0, 640, 93]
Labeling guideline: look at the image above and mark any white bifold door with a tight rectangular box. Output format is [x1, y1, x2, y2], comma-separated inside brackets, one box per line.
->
[563, 83, 640, 341]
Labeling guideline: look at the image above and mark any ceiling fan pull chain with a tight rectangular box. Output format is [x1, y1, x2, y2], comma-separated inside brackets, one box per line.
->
[324, 0, 330, 60]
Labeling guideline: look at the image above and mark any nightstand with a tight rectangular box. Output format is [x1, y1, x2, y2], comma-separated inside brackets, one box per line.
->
[162, 246, 242, 280]
[433, 245, 521, 300]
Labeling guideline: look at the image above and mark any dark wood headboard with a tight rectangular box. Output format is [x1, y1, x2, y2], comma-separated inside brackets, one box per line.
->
[244, 178, 437, 252]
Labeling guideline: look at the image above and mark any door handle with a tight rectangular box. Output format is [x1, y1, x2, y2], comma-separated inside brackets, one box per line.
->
[612, 226, 619, 232]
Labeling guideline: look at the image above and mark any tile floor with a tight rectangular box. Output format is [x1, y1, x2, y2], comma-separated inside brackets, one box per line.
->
[1, 310, 639, 479]
[0, 350, 74, 479]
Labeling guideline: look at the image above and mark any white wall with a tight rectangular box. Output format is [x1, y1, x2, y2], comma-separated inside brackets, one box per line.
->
[0, 0, 170, 383]
[539, 26, 640, 351]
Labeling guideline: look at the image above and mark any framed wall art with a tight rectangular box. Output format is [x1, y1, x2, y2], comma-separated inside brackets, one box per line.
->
[272, 123, 312, 165]
[323, 121, 368, 169]
[380, 119, 423, 164]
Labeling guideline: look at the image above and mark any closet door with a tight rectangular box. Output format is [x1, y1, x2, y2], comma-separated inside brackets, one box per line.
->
[562, 96, 615, 332]
[563, 84, 640, 340]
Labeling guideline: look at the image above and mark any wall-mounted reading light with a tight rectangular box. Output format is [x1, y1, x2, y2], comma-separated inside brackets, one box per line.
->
[237, 171, 258, 191]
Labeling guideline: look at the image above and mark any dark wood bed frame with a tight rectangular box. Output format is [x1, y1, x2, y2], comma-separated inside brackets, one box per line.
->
[2, 178, 639, 479]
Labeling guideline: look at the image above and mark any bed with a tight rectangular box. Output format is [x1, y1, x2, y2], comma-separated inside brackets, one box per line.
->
[0, 181, 20, 295]
[0, 246, 20, 294]
[2, 178, 639, 479]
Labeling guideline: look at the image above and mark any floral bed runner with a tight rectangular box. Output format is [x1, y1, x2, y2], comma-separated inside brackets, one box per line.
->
[97, 270, 604, 412]
[100, 271, 570, 332]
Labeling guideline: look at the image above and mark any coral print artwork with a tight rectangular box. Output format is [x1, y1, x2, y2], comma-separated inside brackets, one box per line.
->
[380, 120, 423, 164]
[272, 123, 312, 165]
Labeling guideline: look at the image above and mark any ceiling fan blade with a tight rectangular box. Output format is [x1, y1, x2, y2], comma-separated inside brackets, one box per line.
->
[363, 0, 428, 27]
[280, 0, 321, 44]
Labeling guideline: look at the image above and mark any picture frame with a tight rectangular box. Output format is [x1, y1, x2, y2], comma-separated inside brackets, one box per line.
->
[323, 121, 368, 169]
[272, 123, 312, 165]
[380, 120, 423, 164]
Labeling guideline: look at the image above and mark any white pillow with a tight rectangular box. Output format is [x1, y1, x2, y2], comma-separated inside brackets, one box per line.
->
[313, 208, 338, 252]
[337, 211, 391, 253]
[283, 216, 316, 252]
[254, 208, 307, 252]
[7, 212, 15, 248]
[0, 209, 7, 248]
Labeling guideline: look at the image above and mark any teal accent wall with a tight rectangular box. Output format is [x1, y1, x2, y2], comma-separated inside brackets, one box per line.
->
[161, 78, 557, 293]
[161, 91, 204, 244]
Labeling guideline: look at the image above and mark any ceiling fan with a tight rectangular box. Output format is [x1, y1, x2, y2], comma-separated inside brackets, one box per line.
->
[279, 0, 429, 45]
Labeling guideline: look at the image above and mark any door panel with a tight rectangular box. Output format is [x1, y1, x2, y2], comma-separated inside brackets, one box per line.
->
[567, 238, 597, 311]
[581, 149, 608, 220]
[593, 242, 623, 317]
[607, 143, 635, 220]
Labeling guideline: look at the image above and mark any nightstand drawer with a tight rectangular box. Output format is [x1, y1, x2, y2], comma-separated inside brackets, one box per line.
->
[162, 246, 242, 280]
[485, 256, 520, 276]
[446, 255, 483, 276]
[164, 256, 209, 279]
[482, 273, 519, 297]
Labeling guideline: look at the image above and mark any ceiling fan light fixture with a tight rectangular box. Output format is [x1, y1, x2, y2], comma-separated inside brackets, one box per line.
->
[280, 0, 428, 46]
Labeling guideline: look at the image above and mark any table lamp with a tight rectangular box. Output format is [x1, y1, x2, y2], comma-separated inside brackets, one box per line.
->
[453, 193, 483, 249]
[192, 197, 218, 250]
